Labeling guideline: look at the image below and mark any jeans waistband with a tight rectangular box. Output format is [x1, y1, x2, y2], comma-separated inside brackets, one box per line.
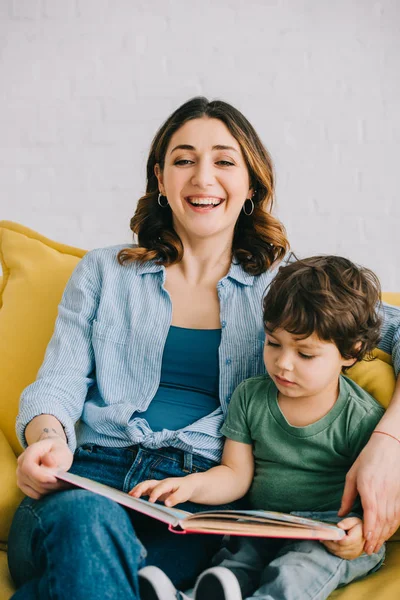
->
[127, 444, 217, 471]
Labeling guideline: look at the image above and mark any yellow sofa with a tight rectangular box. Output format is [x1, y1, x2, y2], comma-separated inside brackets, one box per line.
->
[0, 220, 399, 599]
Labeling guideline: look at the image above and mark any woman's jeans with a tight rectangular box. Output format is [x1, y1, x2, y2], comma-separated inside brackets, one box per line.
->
[210, 511, 386, 600]
[7, 444, 232, 600]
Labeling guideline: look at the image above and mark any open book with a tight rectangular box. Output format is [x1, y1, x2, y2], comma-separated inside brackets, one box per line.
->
[56, 471, 345, 541]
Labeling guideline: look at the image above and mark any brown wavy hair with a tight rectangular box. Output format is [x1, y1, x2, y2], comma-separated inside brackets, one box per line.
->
[263, 255, 382, 364]
[117, 97, 289, 274]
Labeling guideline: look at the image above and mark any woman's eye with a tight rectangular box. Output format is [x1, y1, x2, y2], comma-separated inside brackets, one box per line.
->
[299, 353, 314, 360]
[216, 160, 235, 166]
[174, 159, 194, 166]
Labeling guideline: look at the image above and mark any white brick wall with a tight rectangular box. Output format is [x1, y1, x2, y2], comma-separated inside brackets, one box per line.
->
[0, 0, 399, 289]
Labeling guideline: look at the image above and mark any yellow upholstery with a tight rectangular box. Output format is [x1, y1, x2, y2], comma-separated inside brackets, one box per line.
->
[0, 431, 23, 543]
[0, 550, 14, 600]
[0, 221, 399, 599]
[0, 221, 86, 453]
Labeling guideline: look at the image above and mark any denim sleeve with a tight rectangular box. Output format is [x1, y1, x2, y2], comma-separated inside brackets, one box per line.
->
[16, 251, 101, 452]
[377, 302, 400, 377]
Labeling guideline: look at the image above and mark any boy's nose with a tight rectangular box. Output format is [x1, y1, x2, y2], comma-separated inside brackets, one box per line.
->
[275, 352, 294, 371]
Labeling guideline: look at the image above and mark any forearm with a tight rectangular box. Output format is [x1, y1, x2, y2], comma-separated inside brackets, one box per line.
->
[25, 414, 67, 445]
[184, 464, 250, 505]
[374, 376, 400, 437]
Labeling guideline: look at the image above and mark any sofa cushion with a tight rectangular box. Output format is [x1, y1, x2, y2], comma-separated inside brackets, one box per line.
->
[346, 348, 396, 409]
[0, 221, 86, 454]
[0, 430, 23, 543]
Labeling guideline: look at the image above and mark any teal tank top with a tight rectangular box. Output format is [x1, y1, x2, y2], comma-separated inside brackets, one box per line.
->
[138, 326, 221, 431]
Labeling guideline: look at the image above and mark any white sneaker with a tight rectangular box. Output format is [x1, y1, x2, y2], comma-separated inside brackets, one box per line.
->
[138, 566, 192, 600]
[194, 567, 242, 600]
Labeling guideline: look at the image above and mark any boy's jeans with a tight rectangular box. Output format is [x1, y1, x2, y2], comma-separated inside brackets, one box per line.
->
[7, 444, 232, 600]
[211, 511, 385, 600]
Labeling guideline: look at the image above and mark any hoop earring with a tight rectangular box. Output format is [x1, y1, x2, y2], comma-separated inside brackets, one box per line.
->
[158, 193, 169, 208]
[242, 198, 254, 216]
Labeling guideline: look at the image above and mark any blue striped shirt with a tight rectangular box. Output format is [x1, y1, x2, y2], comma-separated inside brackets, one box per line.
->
[16, 246, 400, 462]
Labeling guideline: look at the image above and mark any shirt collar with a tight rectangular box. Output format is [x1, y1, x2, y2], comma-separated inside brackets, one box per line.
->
[224, 261, 255, 286]
[135, 259, 255, 286]
[134, 261, 165, 276]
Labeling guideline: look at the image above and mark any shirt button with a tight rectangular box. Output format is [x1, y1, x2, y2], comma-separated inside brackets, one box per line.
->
[227, 395, 231, 402]
[220, 281, 225, 287]
[221, 320, 226, 328]
[226, 358, 232, 365]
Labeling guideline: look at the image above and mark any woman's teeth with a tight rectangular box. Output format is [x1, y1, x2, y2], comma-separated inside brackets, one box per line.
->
[187, 197, 222, 206]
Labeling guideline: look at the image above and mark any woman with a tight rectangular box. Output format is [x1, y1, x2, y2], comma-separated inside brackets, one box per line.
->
[8, 97, 400, 599]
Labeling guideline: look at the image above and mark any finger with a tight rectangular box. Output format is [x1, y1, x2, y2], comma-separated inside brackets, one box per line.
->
[338, 472, 358, 517]
[321, 543, 345, 558]
[19, 461, 58, 485]
[164, 488, 190, 507]
[41, 452, 58, 468]
[18, 473, 53, 497]
[19, 478, 63, 499]
[361, 491, 379, 551]
[148, 482, 178, 503]
[345, 523, 363, 539]
[371, 524, 390, 553]
[381, 504, 400, 545]
[19, 483, 43, 500]
[371, 514, 392, 554]
[336, 517, 362, 531]
[321, 540, 339, 552]
[129, 480, 159, 497]
[372, 497, 399, 553]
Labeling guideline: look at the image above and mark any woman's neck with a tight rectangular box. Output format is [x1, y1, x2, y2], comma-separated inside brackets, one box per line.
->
[172, 233, 234, 286]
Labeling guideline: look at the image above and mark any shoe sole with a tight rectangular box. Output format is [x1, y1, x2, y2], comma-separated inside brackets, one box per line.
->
[139, 577, 165, 600]
[138, 566, 178, 600]
[195, 570, 242, 600]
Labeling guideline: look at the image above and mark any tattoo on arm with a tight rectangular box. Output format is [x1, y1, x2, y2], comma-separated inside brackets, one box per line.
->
[38, 427, 64, 441]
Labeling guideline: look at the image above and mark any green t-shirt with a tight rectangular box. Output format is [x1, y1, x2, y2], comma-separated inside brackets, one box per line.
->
[221, 374, 384, 513]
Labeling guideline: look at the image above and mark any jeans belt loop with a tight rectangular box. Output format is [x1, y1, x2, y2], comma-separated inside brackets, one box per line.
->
[183, 451, 192, 472]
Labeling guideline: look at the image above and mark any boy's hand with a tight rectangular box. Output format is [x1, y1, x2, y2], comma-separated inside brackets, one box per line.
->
[321, 517, 365, 560]
[129, 475, 199, 507]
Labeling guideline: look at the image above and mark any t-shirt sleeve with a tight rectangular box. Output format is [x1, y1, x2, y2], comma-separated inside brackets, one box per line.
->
[220, 381, 253, 445]
[348, 403, 385, 462]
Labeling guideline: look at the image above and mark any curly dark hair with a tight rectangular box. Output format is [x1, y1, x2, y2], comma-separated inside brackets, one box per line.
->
[117, 96, 289, 275]
[263, 255, 382, 362]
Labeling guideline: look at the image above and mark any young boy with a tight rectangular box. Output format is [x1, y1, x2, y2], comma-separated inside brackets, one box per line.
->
[133, 256, 386, 600]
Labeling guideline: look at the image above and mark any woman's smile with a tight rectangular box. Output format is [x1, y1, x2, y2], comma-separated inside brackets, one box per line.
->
[185, 195, 225, 212]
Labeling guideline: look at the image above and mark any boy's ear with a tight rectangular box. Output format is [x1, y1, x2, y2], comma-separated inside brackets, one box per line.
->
[341, 342, 362, 368]
[342, 356, 358, 368]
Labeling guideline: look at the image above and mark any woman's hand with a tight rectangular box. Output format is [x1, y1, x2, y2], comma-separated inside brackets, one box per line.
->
[338, 432, 400, 554]
[129, 475, 199, 507]
[17, 437, 74, 499]
[322, 517, 364, 560]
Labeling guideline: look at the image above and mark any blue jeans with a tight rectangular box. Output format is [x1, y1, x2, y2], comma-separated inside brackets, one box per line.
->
[210, 511, 386, 600]
[8, 444, 236, 600]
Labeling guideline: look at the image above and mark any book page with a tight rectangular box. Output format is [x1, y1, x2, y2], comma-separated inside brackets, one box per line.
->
[184, 509, 340, 531]
[178, 519, 345, 541]
[56, 471, 191, 526]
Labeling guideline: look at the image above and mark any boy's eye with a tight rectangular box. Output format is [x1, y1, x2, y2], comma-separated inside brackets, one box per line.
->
[266, 340, 280, 348]
[299, 352, 314, 360]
